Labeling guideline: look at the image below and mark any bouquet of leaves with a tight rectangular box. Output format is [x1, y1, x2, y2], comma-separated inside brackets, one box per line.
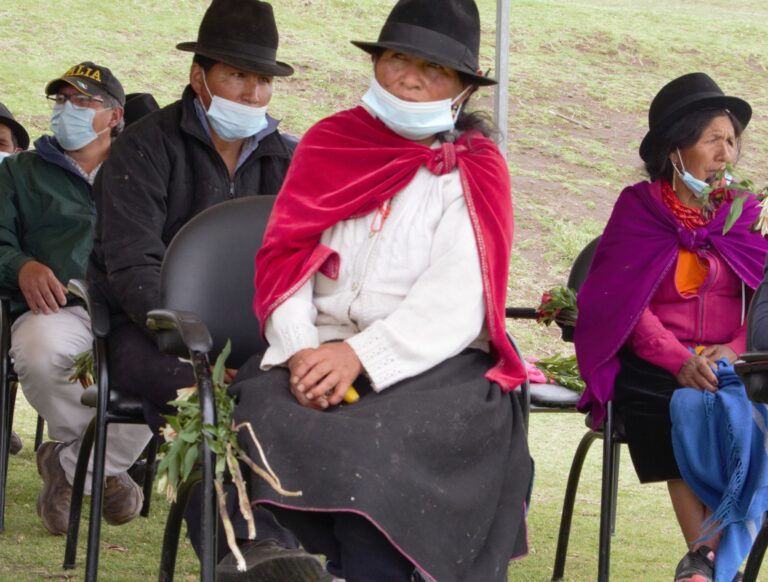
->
[700, 163, 768, 235]
[536, 286, 578, 327]
[155, 340, 300, 572]
[68, 349, 94, 389]
[535, 353, 585, 393]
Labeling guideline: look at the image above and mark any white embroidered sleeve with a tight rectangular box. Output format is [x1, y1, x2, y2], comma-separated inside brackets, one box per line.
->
[260, 278, 320, 370]
[345, 195, 485, 390]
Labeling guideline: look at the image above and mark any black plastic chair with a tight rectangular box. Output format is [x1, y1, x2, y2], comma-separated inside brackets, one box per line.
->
[0, 290, 46, 534]
[146, 195, 277, 582]
[733, 280, 768, 582]
[508, 236, 625, 582]
[0, 290, 14, 534]
[63, 280, 157, 580]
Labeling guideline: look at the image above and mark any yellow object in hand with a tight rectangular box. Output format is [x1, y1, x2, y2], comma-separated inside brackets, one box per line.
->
[343, 386, 360, 404]
[694, 346, 705, 355]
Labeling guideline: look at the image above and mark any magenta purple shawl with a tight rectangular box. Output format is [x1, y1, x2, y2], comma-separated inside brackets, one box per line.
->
[574, 180, 768, 428]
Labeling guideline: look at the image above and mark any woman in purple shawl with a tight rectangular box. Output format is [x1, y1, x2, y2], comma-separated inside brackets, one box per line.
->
[574, 73, 768, 582]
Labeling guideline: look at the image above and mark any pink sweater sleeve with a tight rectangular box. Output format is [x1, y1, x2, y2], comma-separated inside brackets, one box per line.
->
[725, 319, 748, 356]
[627, 307, 693, 376]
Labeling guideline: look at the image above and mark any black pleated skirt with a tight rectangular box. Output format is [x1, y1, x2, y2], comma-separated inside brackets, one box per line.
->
[230, 349, 533, 582]
[614, 349, 682, 483]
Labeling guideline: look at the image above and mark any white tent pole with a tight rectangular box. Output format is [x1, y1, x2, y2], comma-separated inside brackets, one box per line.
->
[493, 0, 510, 157]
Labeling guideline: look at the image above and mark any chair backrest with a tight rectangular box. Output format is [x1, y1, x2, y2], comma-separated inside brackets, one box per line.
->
[748, 279, 768, 352]
[158, 195, 275, 368]
[561, 235, 601, 342]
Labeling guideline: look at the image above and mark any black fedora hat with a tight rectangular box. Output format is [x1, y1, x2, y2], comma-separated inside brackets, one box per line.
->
[124, 93, 160, 127]
[0, 101, 29, 151]
[351, 0, 496, 87]
[177, 0, 293, 77]
[639, 72, 751, 161]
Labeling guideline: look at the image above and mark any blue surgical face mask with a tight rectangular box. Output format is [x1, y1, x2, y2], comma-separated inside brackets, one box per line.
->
[362, 76, 470, 141]
[672, 148, 732, 200]
[50, 101, 108, 151]
[202, 73, 269, 141]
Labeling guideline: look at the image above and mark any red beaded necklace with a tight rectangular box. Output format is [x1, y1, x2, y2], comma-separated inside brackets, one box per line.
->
[661, 180, 708, 230]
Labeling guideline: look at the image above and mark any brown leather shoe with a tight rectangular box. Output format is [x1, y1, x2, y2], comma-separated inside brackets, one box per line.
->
[36, 441, 72, 535]
[9, 431, 22, 455]
[102, 472, 143, 526]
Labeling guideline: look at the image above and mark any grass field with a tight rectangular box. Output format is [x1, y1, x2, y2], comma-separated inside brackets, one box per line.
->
[1, 0, 768, 580]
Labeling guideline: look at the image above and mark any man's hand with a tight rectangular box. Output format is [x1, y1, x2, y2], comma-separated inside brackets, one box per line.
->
[18, 261, 67, 314]
[288, 343, 363, 409]
[677, 355, 718, 392]
[699, 344, 738, 365]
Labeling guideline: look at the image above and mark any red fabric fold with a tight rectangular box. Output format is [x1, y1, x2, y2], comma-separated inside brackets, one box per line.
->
[253, 106, 525, 391]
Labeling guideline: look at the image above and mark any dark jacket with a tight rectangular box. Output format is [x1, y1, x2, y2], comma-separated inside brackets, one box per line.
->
[0, 136, 95, 315]
[88, 85, 295, 330]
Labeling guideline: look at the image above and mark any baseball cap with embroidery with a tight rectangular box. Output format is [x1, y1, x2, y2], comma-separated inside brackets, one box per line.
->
[45, 61, 126, 106]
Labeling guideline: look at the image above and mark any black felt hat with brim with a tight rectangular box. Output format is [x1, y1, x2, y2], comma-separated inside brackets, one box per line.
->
[177, 0, 293, 77]
[351, 0, 496, 87]
[124, 93, 160, 127]
[0, 102, 29, 150]
[639, 72, 751, 161]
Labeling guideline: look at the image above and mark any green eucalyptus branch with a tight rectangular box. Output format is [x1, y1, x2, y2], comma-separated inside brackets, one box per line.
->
[700, 163, 768, 235]
[155, 340, 300, 572]
[534, 354, 585, 393]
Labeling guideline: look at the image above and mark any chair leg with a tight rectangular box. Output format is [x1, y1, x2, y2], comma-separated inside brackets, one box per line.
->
[0, 369, 11, 534]
[610, 439, 621, 536]
[34, 415, 45, 451]
[63, 418, 96, 569]
[158, 471, 201, 582]
[597, 402, 615, 582]
[743, 520, 768, 582]
[84, 417, 110, 582]
[551, 429, 600, 581]
[141, 437, 159, 518]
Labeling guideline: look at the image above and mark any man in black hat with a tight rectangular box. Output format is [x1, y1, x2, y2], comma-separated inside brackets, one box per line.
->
[0, 62, 153, 536]
[0, 102, 29, 159]
[87, 0, 321, 575]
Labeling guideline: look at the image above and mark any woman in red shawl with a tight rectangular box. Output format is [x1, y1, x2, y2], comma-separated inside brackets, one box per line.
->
[223, 1, 533, 581]
[575, 73, 768, 582]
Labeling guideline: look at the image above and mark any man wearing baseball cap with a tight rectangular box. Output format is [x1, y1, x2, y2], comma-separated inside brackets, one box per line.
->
[0, 101, 29, 160]
[0, 61, 152, 536]
[87, 0, 322, 577]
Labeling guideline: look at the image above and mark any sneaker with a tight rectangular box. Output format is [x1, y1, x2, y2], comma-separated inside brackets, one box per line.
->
[9, 431, 22, 455]
[102, 472, 143, 526]
[216, 539, 332, 581]
[35, 441, 72, 535]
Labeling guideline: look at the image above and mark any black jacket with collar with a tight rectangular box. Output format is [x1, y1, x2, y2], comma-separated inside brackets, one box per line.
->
[88, 85, 295, 330]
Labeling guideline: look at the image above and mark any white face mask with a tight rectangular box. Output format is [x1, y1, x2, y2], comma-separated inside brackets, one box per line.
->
[0, 151, 11, 163]
[361, 76, 471, 141]
[202, 73, 269, 141]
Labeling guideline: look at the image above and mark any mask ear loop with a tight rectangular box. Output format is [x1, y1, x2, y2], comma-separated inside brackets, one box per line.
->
[670, 147, 686, 192]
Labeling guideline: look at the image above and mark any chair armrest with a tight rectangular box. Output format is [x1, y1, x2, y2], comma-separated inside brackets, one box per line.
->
[146, 308, 213, 357]
[505, 307, 538, 320]
[67, 279, 111, 337]
[735, 351, 768, 404]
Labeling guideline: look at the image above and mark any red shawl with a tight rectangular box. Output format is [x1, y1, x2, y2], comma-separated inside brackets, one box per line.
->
[254, 106, 525, 391]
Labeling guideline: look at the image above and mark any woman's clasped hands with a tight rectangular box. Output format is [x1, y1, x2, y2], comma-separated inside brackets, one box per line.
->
[287, 342, 363, 410]
[676, 344, 737, 392]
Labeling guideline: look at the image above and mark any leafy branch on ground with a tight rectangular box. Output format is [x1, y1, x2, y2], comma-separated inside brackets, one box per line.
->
[534, 354, 586, 393]
[154, 340, 301, 572]
[536, 286, 578, 327]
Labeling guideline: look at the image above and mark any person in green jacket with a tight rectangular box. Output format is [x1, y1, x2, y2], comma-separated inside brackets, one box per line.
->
[0, 62, 152, 536]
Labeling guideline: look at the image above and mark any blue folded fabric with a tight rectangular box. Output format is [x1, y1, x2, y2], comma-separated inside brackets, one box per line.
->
[671, 359, 768, 582]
